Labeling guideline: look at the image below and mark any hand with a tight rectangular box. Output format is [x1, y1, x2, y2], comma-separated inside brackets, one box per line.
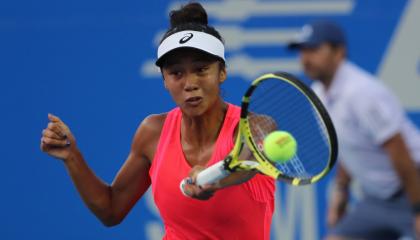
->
[181, 165, 219, 200]
[40, 113, 77, 161]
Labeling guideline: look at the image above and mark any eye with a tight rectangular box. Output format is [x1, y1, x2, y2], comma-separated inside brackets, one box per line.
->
[197, 66, 209, 74]
[168, 69, 183, 78]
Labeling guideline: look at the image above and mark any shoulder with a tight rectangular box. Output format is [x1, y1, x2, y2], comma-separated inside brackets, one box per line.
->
[135, 113, 168, 142]
[341, 62, 390, 100]
[226, 102, 241, 116]
[140, 113, 168, 133]
[131, 113, 168, 162]
[342, 62, 374, 88]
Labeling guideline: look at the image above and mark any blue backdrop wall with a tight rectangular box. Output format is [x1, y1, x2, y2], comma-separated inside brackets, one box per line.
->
[1, 0, 419, 239]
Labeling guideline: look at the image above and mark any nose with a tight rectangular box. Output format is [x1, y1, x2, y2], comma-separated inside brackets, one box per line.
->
[184, 73, 199, 92]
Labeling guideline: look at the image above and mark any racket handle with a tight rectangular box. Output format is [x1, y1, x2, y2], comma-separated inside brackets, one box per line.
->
[179, 161, 230, 197]
[196, 161, 229, 186]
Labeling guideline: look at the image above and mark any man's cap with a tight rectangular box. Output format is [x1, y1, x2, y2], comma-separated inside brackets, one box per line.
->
[155, 30, 225, 67]
[288, 21, 346, 49]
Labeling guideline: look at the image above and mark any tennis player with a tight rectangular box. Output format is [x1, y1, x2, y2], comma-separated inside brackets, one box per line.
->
[289, 20, 420, 240]
[41, 2, 275, 239]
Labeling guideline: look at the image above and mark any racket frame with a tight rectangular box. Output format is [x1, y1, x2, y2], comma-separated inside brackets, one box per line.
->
[225, 72, 338, 185]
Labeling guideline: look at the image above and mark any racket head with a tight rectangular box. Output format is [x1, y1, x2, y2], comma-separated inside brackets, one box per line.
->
[239, 72, 338, 185]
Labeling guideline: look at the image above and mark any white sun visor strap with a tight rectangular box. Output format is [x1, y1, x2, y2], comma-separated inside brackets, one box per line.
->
[156, 30, 225, 65]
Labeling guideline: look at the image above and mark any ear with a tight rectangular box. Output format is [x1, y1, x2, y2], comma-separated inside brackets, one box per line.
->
[161, 71, 168, 89]
[163, 79, 168, 89]
[219, 66, 227, 84]
[334, 46, 346, 62]
[338, 46, 346, 60]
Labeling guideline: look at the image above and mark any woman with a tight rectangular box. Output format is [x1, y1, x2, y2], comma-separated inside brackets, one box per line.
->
[41, 3, 275, 239]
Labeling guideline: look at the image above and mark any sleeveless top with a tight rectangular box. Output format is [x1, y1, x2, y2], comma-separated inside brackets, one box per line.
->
[149, 103, 275, 240]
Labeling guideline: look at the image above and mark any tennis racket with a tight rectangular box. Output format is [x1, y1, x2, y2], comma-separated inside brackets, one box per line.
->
[180, 72, 338, 193]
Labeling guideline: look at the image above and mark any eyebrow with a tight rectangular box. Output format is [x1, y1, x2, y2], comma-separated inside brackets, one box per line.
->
[163, 58, 215, 69]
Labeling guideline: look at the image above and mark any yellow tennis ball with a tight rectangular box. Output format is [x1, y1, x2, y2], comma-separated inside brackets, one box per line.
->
[263, 131, 297, 163]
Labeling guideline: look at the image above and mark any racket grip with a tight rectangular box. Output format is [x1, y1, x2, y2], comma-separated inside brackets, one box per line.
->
[196, 161, 230, 186]
[179, 161, 230, 197]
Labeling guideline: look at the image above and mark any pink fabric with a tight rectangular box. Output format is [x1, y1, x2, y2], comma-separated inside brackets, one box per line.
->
[149, 103, 275, 240]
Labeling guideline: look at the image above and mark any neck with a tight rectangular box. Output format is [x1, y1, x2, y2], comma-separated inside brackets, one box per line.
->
[320, 75, 334, 90]
[181, 98, 228, 147]
[320, 59, 343, 90]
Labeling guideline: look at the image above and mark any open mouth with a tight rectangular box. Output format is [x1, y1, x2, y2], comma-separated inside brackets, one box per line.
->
[185, 96, 203, 106]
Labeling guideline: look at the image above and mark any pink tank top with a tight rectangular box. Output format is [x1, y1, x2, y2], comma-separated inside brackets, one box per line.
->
[149, 103, 275, 240]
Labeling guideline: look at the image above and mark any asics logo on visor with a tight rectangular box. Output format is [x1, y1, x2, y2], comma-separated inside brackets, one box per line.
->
[179, 33, 194, 44]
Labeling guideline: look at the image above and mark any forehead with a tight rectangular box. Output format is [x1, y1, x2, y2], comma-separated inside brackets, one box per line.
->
[160, 48, 218, 68]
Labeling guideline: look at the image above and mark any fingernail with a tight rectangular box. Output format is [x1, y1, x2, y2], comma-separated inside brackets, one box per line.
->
[186, 177, 193, 185]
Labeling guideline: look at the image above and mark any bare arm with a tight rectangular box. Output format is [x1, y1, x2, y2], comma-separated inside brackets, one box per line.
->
[335, 162, 352, 191]
[327, 162, 351, 227]
[41, 114, 162, 226]
[383, 133, 420, 237]
[383, 133, 420, 204]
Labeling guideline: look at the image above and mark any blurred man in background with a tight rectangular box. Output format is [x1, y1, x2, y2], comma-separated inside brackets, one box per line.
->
[288, 20, 420, 240]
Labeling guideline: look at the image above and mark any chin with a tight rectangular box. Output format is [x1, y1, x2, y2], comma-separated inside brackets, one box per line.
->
[303, 69, 313, 78]
[180, 105, 207, 117]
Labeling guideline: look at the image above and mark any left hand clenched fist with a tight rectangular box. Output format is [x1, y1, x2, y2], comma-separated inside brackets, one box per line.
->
[40, 113, 78, 161]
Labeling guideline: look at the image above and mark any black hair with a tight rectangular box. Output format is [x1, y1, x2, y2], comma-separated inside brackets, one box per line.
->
[158, 2, 225, 69]
[160, 2, 224, 44]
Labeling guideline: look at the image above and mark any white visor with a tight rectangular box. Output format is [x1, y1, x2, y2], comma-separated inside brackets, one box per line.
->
[156, 30, 225, 66]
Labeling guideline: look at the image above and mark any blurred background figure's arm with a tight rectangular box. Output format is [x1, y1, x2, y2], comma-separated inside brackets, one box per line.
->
[327, 163, 351, 227]
[383, 133, 420, 237]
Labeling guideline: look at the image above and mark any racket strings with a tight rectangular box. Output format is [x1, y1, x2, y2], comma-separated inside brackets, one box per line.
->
[247, 79, 332, 179]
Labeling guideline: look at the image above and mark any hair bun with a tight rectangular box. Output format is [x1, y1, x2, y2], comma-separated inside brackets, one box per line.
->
[169, 2, 208, 27]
